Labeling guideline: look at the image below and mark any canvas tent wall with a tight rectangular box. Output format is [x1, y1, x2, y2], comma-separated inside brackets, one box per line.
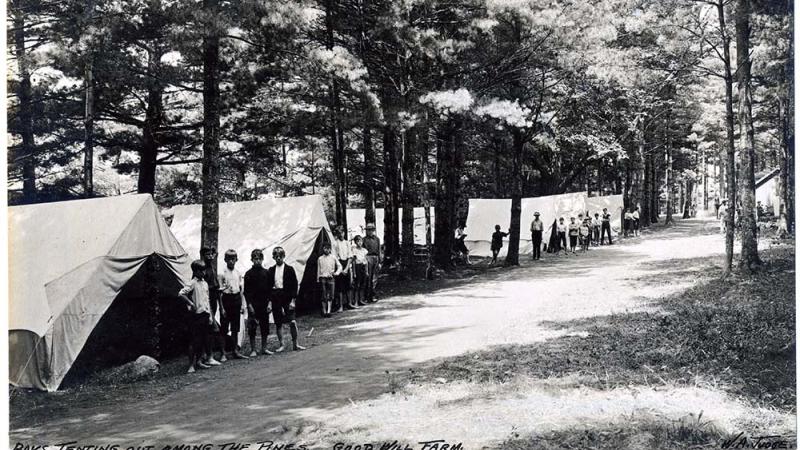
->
[9, 194, 191, 391]
[585, 194, 624, 232]
[464, 192, 587, 257]
[169, 195, 332, 315]
[346, 208, 435, 245]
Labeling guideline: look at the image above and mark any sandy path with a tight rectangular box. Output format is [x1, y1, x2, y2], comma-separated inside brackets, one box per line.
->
[13, 218, 789, 448]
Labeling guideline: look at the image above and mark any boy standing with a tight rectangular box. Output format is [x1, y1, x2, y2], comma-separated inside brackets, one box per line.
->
[363, 224, 381, 302]
[179, 260, 213, 373]
[317, 243, 342, 318]
[591, 213, 602, 246]
[556, 217, 568, 255]
[332, 226, 353, 312]
[267, 247, 306, 352]
[219, 249, 248, 359]
[579, 218, 591, 252]
[601, 208, 613, 245]
[351, 236, 369, 306]
[530, 212, 544, 260]
[199, 247, 223, 365]
[490, 225, 509, 265]
[244, 249, 274, 357]
[568, 217, 580, 254]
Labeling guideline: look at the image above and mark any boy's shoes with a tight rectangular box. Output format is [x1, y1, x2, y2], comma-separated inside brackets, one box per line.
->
[206, 357, 222, 366]
[276, 345, 286, 353]
[187, 366, 196, 374]
[249, 350, 258, 357]
[219, 354, 228, 363]
[261, 348, 274, 355]
[233, 351, 249, 359]
[196, 361, 211, 370]
[294, 344, 306, 351]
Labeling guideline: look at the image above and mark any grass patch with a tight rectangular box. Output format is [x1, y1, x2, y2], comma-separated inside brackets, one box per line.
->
[412, 247, 796, 411]
[499, 413, 729, 450]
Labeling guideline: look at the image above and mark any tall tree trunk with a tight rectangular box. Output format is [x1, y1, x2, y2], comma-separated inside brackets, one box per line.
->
[683, 178, 694, 219]
[13, 10, 36, 202]
[642, 152, 652, 227]
[383, 124, 400, 264]
[401, 126, 418, 268]
[505, 129, 524, 266]
[718, 0, 737, 275]
[650, 155, 659, 223]
[363, 125, 376, 226]
[703, 147, 709, 210]
[138, 47, 164, 195]
[433, 122, 459, 267]
[665, 113, 674, 224]
[83, 59, 94, 197]
[326, 0, 347, 231]
[201, 0, 221, 256]
[778, 9, 794, 236]
[735, 0, 761, 271]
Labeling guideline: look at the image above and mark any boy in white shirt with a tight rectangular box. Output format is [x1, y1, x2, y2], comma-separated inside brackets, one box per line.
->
[317, 243, 342, 318]
[219, 249, 248, 359]
[179, 260, 213, 374]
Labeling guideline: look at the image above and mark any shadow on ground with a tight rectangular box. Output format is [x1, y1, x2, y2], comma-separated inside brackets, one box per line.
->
[409, 247, 796, 416]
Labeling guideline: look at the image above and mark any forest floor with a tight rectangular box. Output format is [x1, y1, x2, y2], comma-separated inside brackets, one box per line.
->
[9, 215, 796, 449]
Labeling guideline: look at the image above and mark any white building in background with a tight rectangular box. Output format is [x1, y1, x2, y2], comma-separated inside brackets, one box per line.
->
[755, 167, 781, 217]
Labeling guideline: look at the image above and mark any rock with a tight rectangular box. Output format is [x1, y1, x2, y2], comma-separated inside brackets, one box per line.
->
[101, 355, 160, 384]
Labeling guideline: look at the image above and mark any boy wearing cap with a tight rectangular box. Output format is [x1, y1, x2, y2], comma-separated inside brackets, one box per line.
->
[179, 260, 213, 373]
[317, 243, 342, 317]
[267, 247, 306, 352]
[363, 224, 381, 302]
[244, 249, 274, 357]
[219, 249, 248, 359]
[530, 212, 544, 260]
[490, 225, 509, 265]
[579, 218, 591, 252]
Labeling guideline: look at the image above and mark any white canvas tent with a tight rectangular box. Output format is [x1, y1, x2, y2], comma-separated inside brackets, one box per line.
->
[464, 192, 616, 257]
[346, 207, 435, 245]
[9, 195, 191, 391]
[585, 194, 624, 232]
[169, 196, 332, 318]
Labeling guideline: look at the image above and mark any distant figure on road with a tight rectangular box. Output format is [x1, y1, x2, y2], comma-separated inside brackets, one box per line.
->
[714, 197, 721, 219]
[490, 225, 509, 265]
[632, 207, 640, 236]
[530, 212, 544, 260]
[719, 200, 729, 233]
[601, 208, 613, 245]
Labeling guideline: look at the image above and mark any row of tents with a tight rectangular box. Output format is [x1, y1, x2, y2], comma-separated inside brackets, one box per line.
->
[9, 192, 622, 391]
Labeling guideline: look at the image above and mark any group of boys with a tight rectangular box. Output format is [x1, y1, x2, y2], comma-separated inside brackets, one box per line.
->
[178, 246, 306, 374]
[177, 222, 383, 373]
[549, 209, 615, 255]
[317, 224, 381, 317]
[489, 208, 619, 263]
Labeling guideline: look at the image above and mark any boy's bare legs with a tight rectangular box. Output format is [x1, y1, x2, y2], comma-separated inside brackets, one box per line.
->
[275, 323, 285, 352]
[290, 320, 305, 350]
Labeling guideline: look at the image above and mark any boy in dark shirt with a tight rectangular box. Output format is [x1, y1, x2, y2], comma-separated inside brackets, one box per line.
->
[490, 225, 509, 265]
[244, 249, 274, 357]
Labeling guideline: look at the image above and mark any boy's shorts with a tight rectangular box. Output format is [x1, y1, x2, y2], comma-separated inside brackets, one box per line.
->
[271, 289, 296, 324]
[221, 293, 241, 333]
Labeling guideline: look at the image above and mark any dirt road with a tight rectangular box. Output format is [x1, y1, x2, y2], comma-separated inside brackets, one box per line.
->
[10, 218, 792, 448]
